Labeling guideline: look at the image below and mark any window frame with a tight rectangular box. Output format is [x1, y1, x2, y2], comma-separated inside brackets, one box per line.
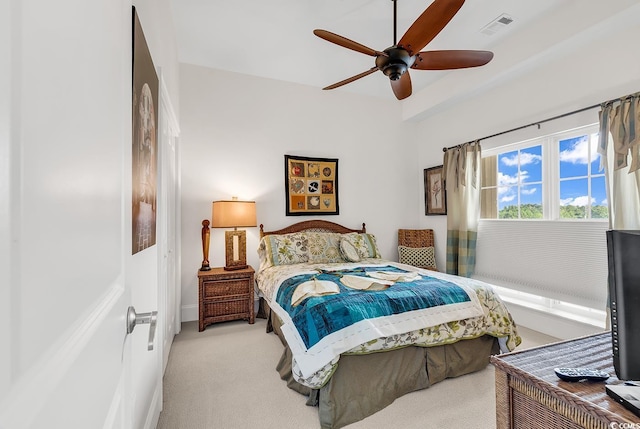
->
[481, 123, 606, 221]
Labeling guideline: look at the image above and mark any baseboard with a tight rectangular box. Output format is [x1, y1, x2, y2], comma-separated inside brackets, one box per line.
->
[506, 301, 605, 340]
[181, 304, 198, 322]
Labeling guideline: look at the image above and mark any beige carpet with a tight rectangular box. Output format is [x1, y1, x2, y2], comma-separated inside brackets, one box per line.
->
[156, 319, 557, 429]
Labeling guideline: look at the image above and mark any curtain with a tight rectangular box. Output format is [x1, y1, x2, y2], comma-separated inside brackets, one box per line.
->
[598, 94, 640, 230]
[598, 94, 640, 330]
[443, 142, 481, 277]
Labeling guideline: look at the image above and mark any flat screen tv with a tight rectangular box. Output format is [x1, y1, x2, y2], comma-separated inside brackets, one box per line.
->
[606, 230, 640, 381]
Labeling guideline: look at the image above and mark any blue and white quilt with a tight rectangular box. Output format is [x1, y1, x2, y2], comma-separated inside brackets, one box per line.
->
[260, 262, 484, 379]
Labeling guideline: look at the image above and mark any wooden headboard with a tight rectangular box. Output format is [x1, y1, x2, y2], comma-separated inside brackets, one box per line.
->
[259, 220, 366, 238]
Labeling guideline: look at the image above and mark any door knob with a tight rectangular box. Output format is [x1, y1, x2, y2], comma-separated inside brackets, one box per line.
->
[126, 306, 158, 351]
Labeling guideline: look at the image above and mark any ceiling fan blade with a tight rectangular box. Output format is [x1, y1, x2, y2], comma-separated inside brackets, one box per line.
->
[390, 72, 412, 100]
[314, 29, 385, 57]
[412, 50, 494, 70]
[398, 0, 465, 56]
[323, 66, 379, 90]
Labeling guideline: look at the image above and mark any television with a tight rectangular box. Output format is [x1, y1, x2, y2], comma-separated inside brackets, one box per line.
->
[606, 230, 640, 381]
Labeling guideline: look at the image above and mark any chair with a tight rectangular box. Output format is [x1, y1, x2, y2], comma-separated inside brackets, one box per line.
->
[397, 229, 437, 271]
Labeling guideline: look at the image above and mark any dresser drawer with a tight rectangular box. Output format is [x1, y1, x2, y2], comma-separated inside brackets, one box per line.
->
[203, 278, 249, 298]
[203, 298, 249, 318]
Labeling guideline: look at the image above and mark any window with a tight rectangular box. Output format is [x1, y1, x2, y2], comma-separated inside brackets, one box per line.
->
[558, 133, 607, 219]
[481, 124, 607, 220]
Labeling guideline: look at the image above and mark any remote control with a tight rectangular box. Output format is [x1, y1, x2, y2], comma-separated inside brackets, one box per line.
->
[554, 368, 610, 382]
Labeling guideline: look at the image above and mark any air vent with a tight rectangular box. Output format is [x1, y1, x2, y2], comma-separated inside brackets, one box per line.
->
[480, 13, 514, 36]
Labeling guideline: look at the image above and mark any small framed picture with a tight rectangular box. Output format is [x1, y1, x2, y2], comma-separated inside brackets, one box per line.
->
[424, 165, 446, 215]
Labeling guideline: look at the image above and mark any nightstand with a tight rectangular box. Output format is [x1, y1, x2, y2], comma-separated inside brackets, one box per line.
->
[197, 266, 255, 331]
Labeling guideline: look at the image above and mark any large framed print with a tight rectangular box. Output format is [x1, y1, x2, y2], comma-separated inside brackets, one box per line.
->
[132, 7, 159, 254]
[285, 155, 339, 216]
[424, 165, 447, 215]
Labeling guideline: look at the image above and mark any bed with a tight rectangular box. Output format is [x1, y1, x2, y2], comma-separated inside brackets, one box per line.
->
[255, 220, 520, 429]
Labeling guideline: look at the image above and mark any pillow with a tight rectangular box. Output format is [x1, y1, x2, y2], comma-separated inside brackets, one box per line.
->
[398, 245, 436, 270]
[342, 233, 382, 259]
[261, 233, 309, 266]
[307, 232, 344, 263]
[339, 237, 361, 262]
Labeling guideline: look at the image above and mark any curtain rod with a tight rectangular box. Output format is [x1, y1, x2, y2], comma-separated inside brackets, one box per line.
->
[441, 92, 637, 152]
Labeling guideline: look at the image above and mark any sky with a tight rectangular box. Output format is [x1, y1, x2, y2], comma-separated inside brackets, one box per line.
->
[495, 132, 606, 211]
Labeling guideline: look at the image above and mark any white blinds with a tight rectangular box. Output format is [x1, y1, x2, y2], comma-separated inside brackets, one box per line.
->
[474, 220, 609, 311]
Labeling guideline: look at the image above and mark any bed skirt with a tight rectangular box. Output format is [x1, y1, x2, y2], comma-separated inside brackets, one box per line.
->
[264, 301, 499, 428]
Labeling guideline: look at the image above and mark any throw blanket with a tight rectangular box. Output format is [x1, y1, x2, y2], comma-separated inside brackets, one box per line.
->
[272, 265, 483, 379]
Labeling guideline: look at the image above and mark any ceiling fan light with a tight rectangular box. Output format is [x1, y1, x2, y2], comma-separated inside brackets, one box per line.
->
[376, 47, 414, 81]
[382, 63, 407, 81]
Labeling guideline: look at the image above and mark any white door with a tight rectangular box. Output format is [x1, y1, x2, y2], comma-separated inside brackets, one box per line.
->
[158, 80, 181, 374]
[0, 2, 162, 428]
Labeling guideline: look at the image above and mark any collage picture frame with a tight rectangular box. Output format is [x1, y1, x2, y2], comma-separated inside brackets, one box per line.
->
[285, 155, 339, 216]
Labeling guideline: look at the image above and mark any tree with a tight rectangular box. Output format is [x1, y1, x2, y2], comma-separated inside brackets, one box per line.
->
[499, 204, 542, 219]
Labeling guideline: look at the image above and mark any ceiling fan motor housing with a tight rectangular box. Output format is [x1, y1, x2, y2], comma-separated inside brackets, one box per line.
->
[376, 47, 415, 81]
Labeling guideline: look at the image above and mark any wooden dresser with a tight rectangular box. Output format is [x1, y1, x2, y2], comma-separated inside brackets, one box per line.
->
[197, 266, 255, 331]
[492, 332, 639, 428]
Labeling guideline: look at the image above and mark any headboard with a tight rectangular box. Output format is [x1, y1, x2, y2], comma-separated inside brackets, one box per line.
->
[260, 220, 366, 238]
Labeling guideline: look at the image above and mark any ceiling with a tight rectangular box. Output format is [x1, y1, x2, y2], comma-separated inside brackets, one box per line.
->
[168, 0, 631, 103]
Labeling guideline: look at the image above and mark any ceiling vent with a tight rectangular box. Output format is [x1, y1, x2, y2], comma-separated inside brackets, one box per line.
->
[480, 14, 514, 36]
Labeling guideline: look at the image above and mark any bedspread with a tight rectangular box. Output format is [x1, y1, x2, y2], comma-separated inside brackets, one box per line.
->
[256, 260, 521, 388]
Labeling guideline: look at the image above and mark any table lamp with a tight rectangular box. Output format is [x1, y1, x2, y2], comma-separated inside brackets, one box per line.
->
[212, 199, 257, 270]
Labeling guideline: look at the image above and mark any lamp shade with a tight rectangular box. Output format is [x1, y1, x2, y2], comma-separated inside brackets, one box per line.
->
[211, 200, 257, 228]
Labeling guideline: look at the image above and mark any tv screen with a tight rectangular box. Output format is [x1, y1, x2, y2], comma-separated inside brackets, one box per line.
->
[606, 230, 640, 381]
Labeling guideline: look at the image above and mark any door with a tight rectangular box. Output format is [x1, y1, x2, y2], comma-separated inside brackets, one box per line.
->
[0, 1, 162, 428]
[158, 80, 181, 374]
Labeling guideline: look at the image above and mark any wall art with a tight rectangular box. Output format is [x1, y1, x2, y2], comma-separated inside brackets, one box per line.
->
[132, 7, 159, 254]
[424, 165, 447, 215]
[285, 155, 339, 216]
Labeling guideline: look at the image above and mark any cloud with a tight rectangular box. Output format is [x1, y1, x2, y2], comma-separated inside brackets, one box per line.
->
[500, 193, 516, 203]
[560, 195, 595, 206]
[498, 170, 533, 187]
[559, 135, 600, 165]
[521, 187, 537, 195]
[501, 152, 542, 167]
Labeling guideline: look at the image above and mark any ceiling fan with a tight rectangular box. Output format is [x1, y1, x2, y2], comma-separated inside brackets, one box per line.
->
[314, 0, 494, 100]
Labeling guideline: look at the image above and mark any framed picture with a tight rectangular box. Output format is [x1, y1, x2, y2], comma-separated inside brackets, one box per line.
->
[132, 7, 159, 254]
[285, 155, 339, 216]
[424, 165, 447, 215]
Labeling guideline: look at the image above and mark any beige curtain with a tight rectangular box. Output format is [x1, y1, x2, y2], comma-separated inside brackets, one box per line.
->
[443, 142, 481, 277]
[598, 95, 640, 330]
[598, 94, 640, 230]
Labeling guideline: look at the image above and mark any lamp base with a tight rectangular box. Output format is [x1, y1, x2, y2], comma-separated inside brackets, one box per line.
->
[200, 264, 211, 271]
[224, 229, 249, 271]
[224, 264, 248, 271]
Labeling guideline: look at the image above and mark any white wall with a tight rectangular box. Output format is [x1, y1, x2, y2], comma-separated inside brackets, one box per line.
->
[177, 3, 640, 331]
[136, 0, 180, 111]
[415, 11, 640, 337]
[179, 64, 420, 321]
[416, 2, 640, 233]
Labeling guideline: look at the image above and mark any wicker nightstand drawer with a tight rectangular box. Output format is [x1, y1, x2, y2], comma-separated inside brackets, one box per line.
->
[198, 266, 255, 331]
[202, 279, 249, 298]
[203, 298, 247, 318]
